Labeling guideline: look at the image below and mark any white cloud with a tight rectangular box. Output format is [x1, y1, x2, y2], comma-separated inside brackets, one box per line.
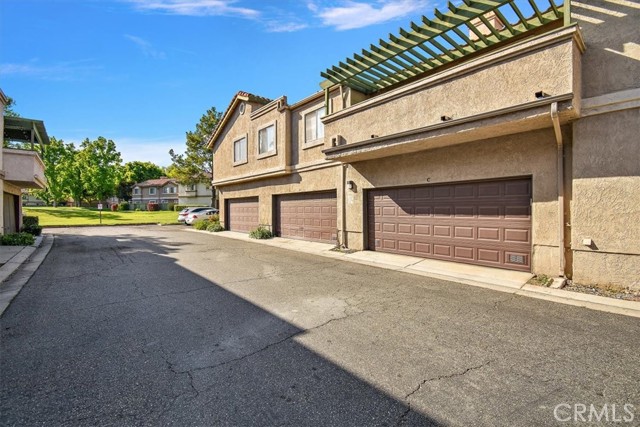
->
[315, 0, 429, 30]
[126, 0, 260, 18]
[265, 21, 308, 33]
[0, 59, 101, 81]
[124, 35, 167, 59]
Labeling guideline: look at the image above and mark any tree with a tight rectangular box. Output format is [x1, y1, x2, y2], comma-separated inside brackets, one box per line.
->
[78, 137, 123, 203]
[33, 137, 74, 205]
[117, 161, 165, 201]
[4, 96, 20, 117]
[169, 107, 221, 206]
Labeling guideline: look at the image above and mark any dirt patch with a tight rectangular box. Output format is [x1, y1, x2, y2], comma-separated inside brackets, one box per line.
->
[528, 275, 640, 302]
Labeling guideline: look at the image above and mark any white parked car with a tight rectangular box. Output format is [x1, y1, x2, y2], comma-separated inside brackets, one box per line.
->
[185, 208, 219, 225]
[177, 207, 210, 223]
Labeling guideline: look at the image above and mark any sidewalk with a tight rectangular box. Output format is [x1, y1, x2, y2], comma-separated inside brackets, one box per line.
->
[193, 229, 640, 319]
[0, 235, 54, 316]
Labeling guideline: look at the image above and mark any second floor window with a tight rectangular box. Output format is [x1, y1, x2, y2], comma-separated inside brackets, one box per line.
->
[234, 137, 247, 164]
[133, 187, 140, 195]
[149, 187, 157, 195]
[186, 184, 197, 191]
[163, 186, 176, 194]
[305, 107, 325, 143]
[258, 124, 275, 155]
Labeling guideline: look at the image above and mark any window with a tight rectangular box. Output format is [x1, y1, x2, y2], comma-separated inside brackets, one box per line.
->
[305, 107, 325, 143]
[186, 184, 197, 192]
[258, 124, 276, 155]
[149, 187, 157, 195]
[234, 137, 247, 164]
[163, 186, 176, 194]
[133, 187, 141, 195]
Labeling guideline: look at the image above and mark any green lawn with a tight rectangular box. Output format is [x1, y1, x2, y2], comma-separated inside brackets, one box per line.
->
[23, 207, 179, 227]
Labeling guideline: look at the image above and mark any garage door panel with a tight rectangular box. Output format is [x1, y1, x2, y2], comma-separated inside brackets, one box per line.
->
[228, 198, 259, 233]
[276, 191, 337, 244]
[368, 178, 531, 272]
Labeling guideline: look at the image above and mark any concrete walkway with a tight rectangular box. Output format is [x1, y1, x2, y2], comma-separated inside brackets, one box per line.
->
[195, 229, 640, 318]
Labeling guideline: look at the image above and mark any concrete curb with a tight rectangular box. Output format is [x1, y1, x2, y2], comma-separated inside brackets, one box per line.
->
[0, 235, 54, 317]
[187, 228, 640, 318]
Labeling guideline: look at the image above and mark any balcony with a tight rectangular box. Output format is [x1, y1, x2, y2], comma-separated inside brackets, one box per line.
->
[2, 116, 50, 189]
[2, 148, 47, 189]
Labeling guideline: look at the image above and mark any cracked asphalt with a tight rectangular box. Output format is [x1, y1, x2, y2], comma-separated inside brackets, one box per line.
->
[1, 226, 639, 426]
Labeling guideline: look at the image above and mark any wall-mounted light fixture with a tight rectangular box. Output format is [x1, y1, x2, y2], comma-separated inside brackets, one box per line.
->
[535, 91, 549, 99]
[370, 134, 378, 138]
[346, 180, 355, 191]
[440, 115, 452, 122]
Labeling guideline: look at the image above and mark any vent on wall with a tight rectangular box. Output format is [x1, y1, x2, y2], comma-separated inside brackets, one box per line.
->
[509, 254, 526, 265]
[331, 135, 344, 147]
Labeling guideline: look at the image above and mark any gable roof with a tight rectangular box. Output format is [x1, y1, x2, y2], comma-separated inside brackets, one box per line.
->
[206, 91, 272, 149]
[135, 177, 177, 187]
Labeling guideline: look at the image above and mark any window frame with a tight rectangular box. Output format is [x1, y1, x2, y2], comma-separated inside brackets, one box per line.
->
[148, 187, 157, 195]
[303, 106, 325, 148]
[233, 135, 248, 166]
[133, 187, 141, 195]
[257, 121, 277, 159]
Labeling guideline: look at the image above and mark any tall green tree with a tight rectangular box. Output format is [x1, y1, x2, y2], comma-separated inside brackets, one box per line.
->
[33, 137, 73, 205]
[169, 107, 220, 206]
[78, 137, 123, 202]
[4, 96, 20, 117]
[117, 161, 165, 201]
[65, 143, 85, 207]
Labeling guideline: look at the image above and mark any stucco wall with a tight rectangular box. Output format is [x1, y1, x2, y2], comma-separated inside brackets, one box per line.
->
[291, 96, 334, 167]
[0, 99, 4, 235]
[218, 165, 341, 230]
[214, 100, 288, 184]
[324, 35, 577, 147]
[571, 109, 640, 288]
[343, 128, 561, 275]
[573, 0, 640, 98]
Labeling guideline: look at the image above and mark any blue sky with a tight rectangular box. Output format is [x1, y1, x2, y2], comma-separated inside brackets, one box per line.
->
[0, 0, 442, 166]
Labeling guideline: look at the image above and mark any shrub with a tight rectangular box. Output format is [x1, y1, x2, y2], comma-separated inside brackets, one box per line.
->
[21, 224, 43, 236]
[23, 216, 39, 227]
[249, 226, 273, 239]
[207, 213, 220, 223]
[1, 232, 35, 246]
[147, 203, 160, 211]
[194, 220, 209, 230]
[118, 201, 129, 211]
[207, 222, 224, 232]
[110, 204, 119, 211]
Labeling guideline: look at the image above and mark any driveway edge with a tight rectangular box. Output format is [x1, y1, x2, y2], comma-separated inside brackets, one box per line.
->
[186, 228, 640, 318]
[0, 235, 54, 317]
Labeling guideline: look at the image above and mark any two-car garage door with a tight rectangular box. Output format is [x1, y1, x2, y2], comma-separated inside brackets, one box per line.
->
[367, 178, 532, 272]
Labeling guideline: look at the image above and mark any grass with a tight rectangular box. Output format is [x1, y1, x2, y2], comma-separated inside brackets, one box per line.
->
[23, 207, 179, 227]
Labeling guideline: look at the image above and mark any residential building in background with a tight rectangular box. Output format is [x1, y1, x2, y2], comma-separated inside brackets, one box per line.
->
[209, 0, 639, 290]
[177, 181, 212, 207]
[131, 177, 178, 210]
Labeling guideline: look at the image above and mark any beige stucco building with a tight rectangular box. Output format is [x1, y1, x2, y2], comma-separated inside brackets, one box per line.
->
[209, 0, 639, 289]
[1, 89, 49, 235]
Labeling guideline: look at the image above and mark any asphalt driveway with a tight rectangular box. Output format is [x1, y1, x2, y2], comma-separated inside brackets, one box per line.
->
[1, 226, 638, 426]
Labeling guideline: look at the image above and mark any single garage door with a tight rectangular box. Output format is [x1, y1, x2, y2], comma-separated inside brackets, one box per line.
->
[276, 191, 338, 243]
[367, 178, 532, 272]
[227, 197, 259, 233]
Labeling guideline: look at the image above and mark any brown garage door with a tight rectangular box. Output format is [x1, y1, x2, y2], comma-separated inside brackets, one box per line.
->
[227, 197, 259, 233]
[276, 191, 338, 243]
[367, 178, 532, 272]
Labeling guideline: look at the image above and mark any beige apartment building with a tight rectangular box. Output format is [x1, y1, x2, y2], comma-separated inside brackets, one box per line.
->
[1, 90, 48, 235]
[209, 0, 639, 289]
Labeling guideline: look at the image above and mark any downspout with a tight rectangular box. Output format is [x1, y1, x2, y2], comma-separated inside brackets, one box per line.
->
[341, 164, 348, 249]
[551, 102, 565, 278]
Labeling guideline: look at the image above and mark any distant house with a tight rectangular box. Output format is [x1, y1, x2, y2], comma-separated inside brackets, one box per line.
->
[178, 181, 212, 207]
[131, 177, 178, 210]
[1, 89, 49, 234]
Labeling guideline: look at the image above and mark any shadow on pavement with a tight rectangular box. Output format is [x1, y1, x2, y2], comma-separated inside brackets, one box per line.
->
[0, 231, 441, 426]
